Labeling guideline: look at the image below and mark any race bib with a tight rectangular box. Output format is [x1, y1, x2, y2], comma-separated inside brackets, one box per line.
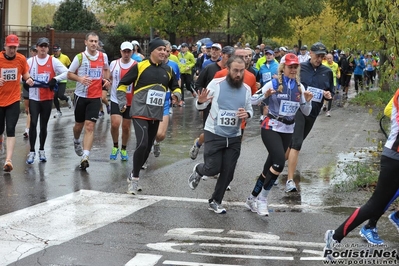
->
[88, 68, 102, 80]
[36, 73, 50, 83]
[180, 58, 187, 64]
[217, 110, 238, 127]
[146, 89, 165, 106]
[307, 86, 324, 103]
[262, 72, 271, 82]
[2, 68, 17, 81]
[279, 100, 300, 116]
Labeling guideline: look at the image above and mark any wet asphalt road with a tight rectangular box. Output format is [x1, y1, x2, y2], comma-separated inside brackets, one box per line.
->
[0, 91, 398, 266]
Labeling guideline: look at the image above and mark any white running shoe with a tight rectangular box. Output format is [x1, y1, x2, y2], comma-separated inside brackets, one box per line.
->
[256, 197, 269, 216]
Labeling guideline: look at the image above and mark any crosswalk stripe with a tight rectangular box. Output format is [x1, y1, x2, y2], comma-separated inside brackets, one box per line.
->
[125, 253, 162, 266]
[0, 190, 159, 265]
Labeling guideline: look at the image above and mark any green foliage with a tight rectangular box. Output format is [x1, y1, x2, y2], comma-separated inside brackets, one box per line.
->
[53, 0, 102, 31]
[349, 89, 393, 108]
[95, 0, 226, 44]
[334, 160, 379, 192]
[229, 0, 326, 44]
[329, 0, 368, 22]
[32, 0, 58, 27]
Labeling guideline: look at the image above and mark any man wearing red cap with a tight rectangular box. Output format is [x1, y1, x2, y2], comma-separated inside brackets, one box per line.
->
[0, 34, 34, 172]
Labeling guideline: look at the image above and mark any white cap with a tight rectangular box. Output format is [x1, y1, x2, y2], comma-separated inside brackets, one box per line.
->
[121, 41, 133, 50]
[280, 54, 286, 64]
[279, 46, 287, 52]
[131, 40, 140, 47]
[211, 43, 222, 50]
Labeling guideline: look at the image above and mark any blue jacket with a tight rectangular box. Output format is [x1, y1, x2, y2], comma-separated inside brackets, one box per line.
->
[353, 56, 365, 75]
[257, 60, 279, 86]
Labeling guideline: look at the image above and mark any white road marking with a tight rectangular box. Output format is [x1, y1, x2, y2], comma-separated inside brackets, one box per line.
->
[0, 190, 329, 265]
[0, 190, 160, 265]
[192, 252, 294, 260]
[165, 228, 324, 248]
[125, 253, 162, 266]
[163, 260, 242, 266]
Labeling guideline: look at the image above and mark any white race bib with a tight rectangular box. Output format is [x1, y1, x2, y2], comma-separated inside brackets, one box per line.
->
[88, 68, 102, 80]
[262, 72, 271, 82]
[36, 73, 50, 83]
[217, 110, 238, 127]
[126, 84, 133, 93]
[279, 100, 300, 116]
[146, 89, 166, 106]
[307, 86, 324, 103]
[2, 68, 17, 81]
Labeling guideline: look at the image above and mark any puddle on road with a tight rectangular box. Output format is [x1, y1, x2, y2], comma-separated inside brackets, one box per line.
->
[277, 146, 380, 212]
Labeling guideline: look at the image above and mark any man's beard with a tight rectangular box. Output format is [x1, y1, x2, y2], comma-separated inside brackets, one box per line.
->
[226, 73, 244, 88]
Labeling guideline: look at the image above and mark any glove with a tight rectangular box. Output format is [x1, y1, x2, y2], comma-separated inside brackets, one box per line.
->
[48, 78, 57, 91]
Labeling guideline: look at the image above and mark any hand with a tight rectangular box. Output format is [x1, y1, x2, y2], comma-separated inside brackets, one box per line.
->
[264, 88, 275, 98]
[323, 90, 332, 100]
[102, 78, 111, 89]
[0, 77, 5, 86]
[171, 94, 178, 105]
[80, 75, 92, 86]
[197, 88, 213, 103]
[120, 105, 127, 113]
[303, 90, 313, 102]
[237, 107, 248, 119]
[48, 78, 57, 91]
[26, 77, 34, 86]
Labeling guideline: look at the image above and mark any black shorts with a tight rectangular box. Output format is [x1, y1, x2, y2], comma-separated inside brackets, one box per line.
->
[110, 101, 131, 119]
[74, 94, 102, 123]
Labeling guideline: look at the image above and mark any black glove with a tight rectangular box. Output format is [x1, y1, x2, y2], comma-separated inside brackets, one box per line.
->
[48, 78, 57, 91]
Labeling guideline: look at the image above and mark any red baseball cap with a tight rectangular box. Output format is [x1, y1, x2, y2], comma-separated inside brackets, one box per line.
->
[284, 53, 299, 66]
[5, 34, 19, 47]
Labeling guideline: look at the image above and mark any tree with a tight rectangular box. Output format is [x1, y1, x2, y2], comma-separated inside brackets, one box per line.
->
[53, 0, 102, 31]
[93, 0, 227, 44]
[228, 0, 327, 44]
[32, 0, 58, 28]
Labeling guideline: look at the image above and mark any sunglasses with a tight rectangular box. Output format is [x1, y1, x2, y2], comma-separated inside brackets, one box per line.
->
[39, 44, 48, 48]
[287, 65, 299, 69]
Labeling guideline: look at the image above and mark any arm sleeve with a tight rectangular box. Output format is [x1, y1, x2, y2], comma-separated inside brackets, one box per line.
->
[299, 84, 312, 116]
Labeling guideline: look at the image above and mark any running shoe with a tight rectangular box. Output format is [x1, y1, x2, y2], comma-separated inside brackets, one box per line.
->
[26, 152, 35, 164]
[244, 197, 257, 212]
[153, 143, 161, 157]
[141, 159, 148, 170]
[208, 200, 226, 214]
[322, 104, 327, 112]
[188, 163, 202, 190]
[74, 141, 83, 156]
[326, 111, 331, 117]
[39, 150, 47, 162]
[324, 230, 339, 261]
[98, 111, 104, 119]
[388, 212, 399, 233]
[226, 185, 231, 191]
[189, 138, 200, 160]
[3, 160, 13, 172]
[110, 147, 119, 160]
[256, 197, 269, 216]
[127, 174, 142, 195]
[67, 96, 73, 109]
[120, 149, 129, 161]
[53, 111, 62, 118]
[359, 226, 384, 245]
[285, 180, 297, 192]
[80, 155, 89, 170]
[23, 132, 29, 139]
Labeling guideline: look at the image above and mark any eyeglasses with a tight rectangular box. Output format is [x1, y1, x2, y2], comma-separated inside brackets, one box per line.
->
[39, 44, 48, 48]
[287, 65, 299, 69]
